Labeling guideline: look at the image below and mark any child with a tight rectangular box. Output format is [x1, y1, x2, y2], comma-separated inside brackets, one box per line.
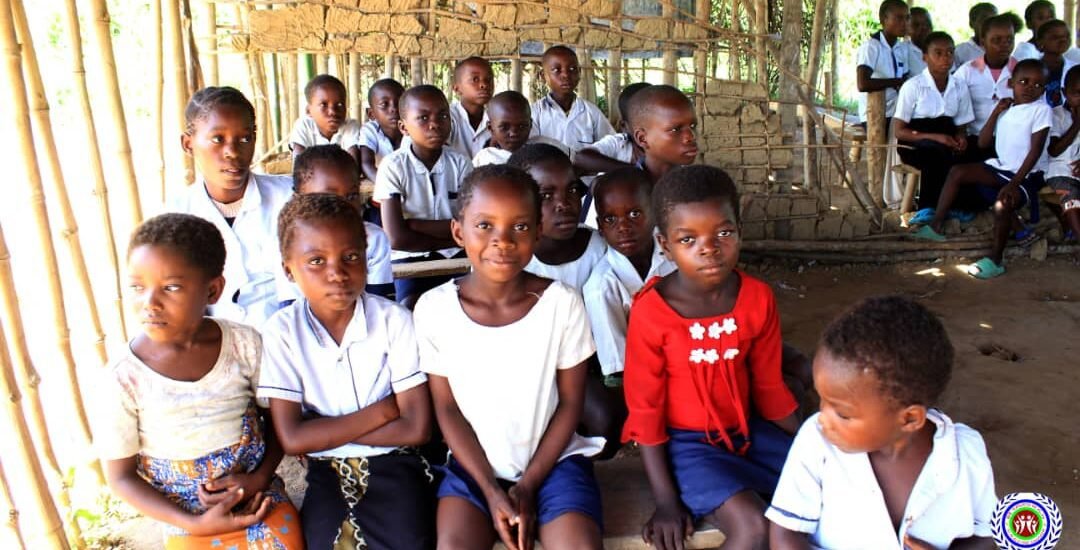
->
[914, 59, 1052, 280]
[574, 82, 652, 175]
[906, 7, 933, 75]
[414, 165, 605, 550]
[625, 84, 701, 183]
[767, 296, 996, 549]
[1014, 0, 1056, 61]
[622, 165, 800, 549]
[1045, 65, 1080, 242]
[291, 74, 363, 163]
[292, 145, 394, 298]
[373, 84, 473, 307]
[447, 57, 495, 159]
[472, 90, 569, 167]
[1036, 19, 1072, 106]
[258, 194, 435, 549]
[893, 32, 974, 217]
[508, 143, 607, 291]
[954, 14, 1023, 153]
[93, 213, 302, 549]
[856, 0, 912, 126]
[531, 45, 615, 153]
[954, 3, 998, 70]
[169, 86, 293, 326]
[359, 78, 406, 183]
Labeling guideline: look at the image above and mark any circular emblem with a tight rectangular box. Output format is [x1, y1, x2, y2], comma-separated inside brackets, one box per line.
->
[991, 492, 1063, 550]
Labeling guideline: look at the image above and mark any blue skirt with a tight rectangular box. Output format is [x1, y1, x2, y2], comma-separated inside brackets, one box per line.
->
[667, 416, 793, 519]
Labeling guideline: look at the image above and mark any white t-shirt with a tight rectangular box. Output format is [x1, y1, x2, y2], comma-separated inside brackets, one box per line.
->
[364, 222, 393, 286]
[91, 319, 263, 461]
[257, 294, 426, 458]
[855, 32, 912, 121]
[290, 115, 362, 150]
[893, 69, 975, 126]
[582, 244, 676, 376]
[1047, 105, 1080, 180]
[414, 280, 604, 481]
[524, 228, 608, 291]
[765, 410, 996, 550]
[531, 94, 615, 152]
[358, 119, 399, 164]
[986, 101, 1052, 174]
[954, 57, 1017, 135]
[1013, 41, 1040, 61]
[953, 39, 984, 71]
[447, 101, 491, 159]
[372, 146, 473, 260]
[472, 146, 512, 167]
[581, 133, 636, 164]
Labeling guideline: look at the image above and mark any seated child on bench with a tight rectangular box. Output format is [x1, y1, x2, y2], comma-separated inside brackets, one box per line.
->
[531, 45, 615, 153]
[291, 74, 362, 163]
[447, 57, 495, 159]
[1045, 64, 1080, 242]
[473, 91, 569, 167]
[574, 82, 652, 174]
[954, 13, 1024, 159]
[626, 84, 701, 183]
[359, 78, 406, 183]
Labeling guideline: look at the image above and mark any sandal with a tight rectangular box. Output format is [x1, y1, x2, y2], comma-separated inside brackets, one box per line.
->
[908, 208, 936, 226]
[1013, 227, 1039, 247]
[967, 257, 1006, 279]
[947, 210, 976, 223]
[911, 225, 946, 242]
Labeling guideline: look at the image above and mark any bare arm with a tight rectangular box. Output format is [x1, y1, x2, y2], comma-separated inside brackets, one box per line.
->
[893, 118, 952, 145]
[359, 146, 380, 182]
[1048, 116, 1080, 157]
[857, 66, 904, 93]
[269, 395, 398, 456]
[574, 148, 634, 175]
[346, 145, 361, 165]
[1009, 128, 1050, 184]
[379, 196, 457, 252]
[517, 363, 587, 491]
[352, 384, 432, 447]
[291, 143, 307, 158]
[978, 100, 1011, 150]
[769, 522, 814, 550]
[639, 443, 694, 549]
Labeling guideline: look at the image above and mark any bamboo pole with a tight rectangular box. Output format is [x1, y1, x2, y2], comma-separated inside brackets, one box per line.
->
[410, 57, 423, 86]
[316, 54, 328, 75]
[60, 0, 127, 342]
[268, 54, 282, 147]
[866, 90, 887, 208]
[662, 1, 677, 86]
[607, 49, 622, 126]
[731, 0, 742, 79]
[151, 0, 165, 201]
[754, 0, 767, 86]
[802, 0, 830, 189]
[248, 53, 269, 160]
[349, 53, 362, 121]
[384, 54, 398, 80]
[167, 0, 194, 186]
[694, 0, 711, 133]
[0, 458, 24, 549]
[181, 0, 203, 94]
[510, 58, 523, 92]
[83, 0, 143, 227]
[1067, 0, 1075, 39]
[283, 53, 298, 133]
[199, 0, 218, 86]
[581, 48, 597, 104]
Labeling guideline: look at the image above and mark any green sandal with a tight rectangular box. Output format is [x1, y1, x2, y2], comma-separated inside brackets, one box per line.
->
[911, 225, 946, 242]
[967, 257, 1005, 279]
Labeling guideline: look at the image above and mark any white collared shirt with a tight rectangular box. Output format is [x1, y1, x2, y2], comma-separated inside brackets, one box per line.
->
[907, 43, 926, 76]
[894, 69, 975, 126]
[1013, 41, 1040, 61]
[165, 173, 293, 326]
[524, 228, 608, 291]
[289, 115, 362, 150]
[1048, 105, 1080, 179]
[372, 145, 472, 260]
[447, 101, 490, 159]
[986, 100, 1052, 173]
[583, 243, 676, 376]
[581, 133, 636, 164]
[856, 32, 912, 121]
[531, 94, 615, 152]
[953, 39, 984, 71]
[358, 119, 400, 164]
[257, 294, 426, 458]
[472, 146, 512, 167]
[765, 410, 997, 550]
[954, 57, 1018, 134]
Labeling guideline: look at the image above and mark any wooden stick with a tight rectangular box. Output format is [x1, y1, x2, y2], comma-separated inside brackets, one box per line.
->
[0, 458, 24, 549]
[349, 52, 362, 121]
[753, 0, 767, 85]
[1067, 0, 1076, 40]
[268, 53, 281, 146]
[866, 89, 887, 208]
[316, 54, 328, 75]
[181, 0, 203, 94]
[607, 49, 622, 126]
[166, 0, 193, 186]
[510, 58, 523, 92]
[384, 54, 397, 80]
[802, 0, 830, 190]
[410, 57, 423, 86]
[151, 0, 165, 200]
[662, 1, 677, 86]
[731, 0, 742, 78]
[199, 0, 217, 86]
[581, 48, 596, 104]
[248, 53, 269, 159]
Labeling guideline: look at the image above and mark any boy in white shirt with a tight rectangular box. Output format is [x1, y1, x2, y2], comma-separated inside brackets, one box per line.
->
[290, 74, 363, 163]
[1013, 0, 1056, 61]
[531, 45, 615, 153]
[954, 3, 998, 70]
[855, 0, 912, 125]
[906, 8, 932, 76]
[359, 78, 405, 183]
[768, 296, 996, 550]
[574, 82, 651, 175]
[1045, 65, 1080, 242]
[447, 57, 494, 159]
[472, 91, 569, 167]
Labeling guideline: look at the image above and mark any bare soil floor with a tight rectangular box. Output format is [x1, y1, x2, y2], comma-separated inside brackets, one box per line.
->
[105, 258, 1079, 548]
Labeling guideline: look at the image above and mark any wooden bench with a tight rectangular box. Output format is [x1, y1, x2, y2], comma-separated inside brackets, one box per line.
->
[391, 257, 472, 279]
[890, 163, 921, 214]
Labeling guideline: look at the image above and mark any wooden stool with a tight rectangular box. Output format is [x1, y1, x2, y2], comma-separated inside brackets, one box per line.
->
[891, 163, 921, 214]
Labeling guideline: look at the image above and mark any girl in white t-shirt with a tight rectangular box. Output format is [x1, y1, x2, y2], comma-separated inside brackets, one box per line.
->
[414, 165, 605, 550]
[1046, 65, 1080, 243]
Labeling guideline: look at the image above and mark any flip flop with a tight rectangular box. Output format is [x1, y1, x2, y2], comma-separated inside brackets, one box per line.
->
[967, 257, 1005, 279]
[1013, 227, 1039, 247]
[908, 208, 936, 226]
[911, 225, 946, 242]
[947, 210, 976, 223]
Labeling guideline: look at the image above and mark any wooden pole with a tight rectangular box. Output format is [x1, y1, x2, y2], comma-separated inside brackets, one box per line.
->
[248, 53, 270, 160]
[866, 90, 887, 208]
[60, 0, 127, 343]
[410, 57, 423, 86]
[181, 0, 203, 94]
[198, 0, 217, 86]
[383, 54, 397, 80]
[1067, 0, 1076, 40]
[694, 0, 711, 133]
[510, 59, 523, 92]
[283, 53, 298, 134]
[607, 49, 622, 126]
[83, 0, 143, 227]
[731, 0, 742, 79]
[662, 1, 677, 86]
[802, 0, 831, 189]
[316, 54, 328, 75]
[754, 0, 767, 86]
[151, 0, 164, 201]
[268, 54, 282, 147]
[581, 48, 597, 104]
[349, 53, 362, 121]
[0, 458, 24, 549]
[166, 0, 194, 186]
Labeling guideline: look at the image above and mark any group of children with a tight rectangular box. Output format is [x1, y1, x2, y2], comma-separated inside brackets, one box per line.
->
[858, 0, 1080, 278]
[92, 43, 999, 550]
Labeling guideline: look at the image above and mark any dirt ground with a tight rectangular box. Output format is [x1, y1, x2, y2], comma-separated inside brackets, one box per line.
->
[104, 257, 1079, 548]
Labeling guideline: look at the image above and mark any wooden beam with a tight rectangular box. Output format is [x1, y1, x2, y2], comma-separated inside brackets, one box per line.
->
[802, 0, 832, 189]
[754, 0, 767, 85]
[1066, 0, 1075, 37]
[731, 0, 742, 79]
[166, 0, 193, 186]
[410, 57, 423, 86]
[316, 54, 328, 75]
[510, 58, 523, 92]
[866, 90, 887, 208]
[581, 48, 597, 104]
[607, 49, 622, 126]
[662, 1, 677, 86]
[199, 0, 217, 85]
[349, 52, 362, 121]
[151, 0, 164, 200]
[384, 54, 397, 80]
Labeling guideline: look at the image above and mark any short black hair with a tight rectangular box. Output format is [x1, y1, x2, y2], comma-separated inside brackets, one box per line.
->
[304, 74, 347, 102]
[292, 145, 359, 192]
[619, 82, 652, 125]
[367, 78, 404, 104]
[1013, 58, 1048, 80]
[1036, 18, 1069, 42]
[910, 7, 931, 22]
[1024, 0, 1055, 28]
[507, 142, 572, 173]
[184, 86, 255, 134]
[487, 90, 531, 120]
[922, 31, 954, 51]
[128, 213, 226, 279]
[1065, 64, 1080, 88]
[820, 295, 953, 407]
[400, 85, 449, 116]
[593, 168, 653, 213]
[455, 164, 541, 223]
[277, 193, 367, 257]
[878, 0, 908, 22]
[542, 45, 578, 63]
[982, 13, 1023, 38]
[628, 85, 694, 131]
[453, 56, 493, 81]
[652, 164, 739, 232]
[969, 3, 998, 27]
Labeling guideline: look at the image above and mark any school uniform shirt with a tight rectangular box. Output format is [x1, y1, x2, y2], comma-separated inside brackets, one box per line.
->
[953, 56, 1018, 134]
[1046, 105, 1080, 180]
[472, 137, 572, 167]
[765, 410, 997, 550]
[855, 32, 912, 122]
[531, 94, 615, 153]
[275, 221, 394, 305]
[358, 119, 399, 165]
[446, 101, 490, 159]
[986, 101, 1053, 174]
[621, 271, 798, 450]
[581, 133, 636, 164]
[893, 68, 975, 126]
[953, 39, 984, 71]
[1013, 41, 1040, 61]
[372, 146, 472, 260]
[289, 115, 363, 150]
[582, 243, 676, 376]
[165, 173, 292, 326]
[907, 43, 926, 77]
[524, 228, 608, 291]
[1067, 47, 1080, 64]
[414, 280, 605, 481]
[257, 294, 426, 458]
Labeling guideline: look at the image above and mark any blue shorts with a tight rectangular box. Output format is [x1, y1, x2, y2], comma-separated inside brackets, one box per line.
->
[437, 455, 603, 529]
[668, 417, 793, 519]
[977, 166, 1046, 221]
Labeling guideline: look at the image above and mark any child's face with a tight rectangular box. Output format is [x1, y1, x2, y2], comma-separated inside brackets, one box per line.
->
[658, 198, 739, 289]
[367, 86, 402, 136]
[283, 218, 367, 315]
[596, 182, 654, 259]
[531, 160, 585, 241]
[881, 6, 910, 39]
[453, 61, 495, 107]
[1064, 80, 1080, 109]
[1038, 24, 1071, 56]
[923, 41, 955, 73]
[487, 104, 532, 152]
[908, 13, 931, 44]
[127, 245, 223, 343]
[1028, 6, 1055, 34]
[1010, 67, 1048, 104]
[812, 349, 912, 454]
[298, 162, 362, 209]
[452, 179, 540, 283]
[400, 93, 452, 151]
[971, 7, 997, 34]
[983, 25, 1015, 62]
[182, 105, 256, 195]
[542, 51, 581, 97]
[308, 84, 348, 138]
[635, 98, 699, 166]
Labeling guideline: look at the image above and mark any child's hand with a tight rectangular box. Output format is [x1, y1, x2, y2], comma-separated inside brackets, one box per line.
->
[903, 534, 937, 550]
[1070, 159, 1080, 178]
[186, 487, 271, 536]
[998, 183, 1021, 208]
[508, 483, 537, 550]
[642, 501, 694, 550]
[198, 471, 272, 509]
[488, 488, 523, 550]
[952, 136, 969, 154]
[993, 98, 1014, 114]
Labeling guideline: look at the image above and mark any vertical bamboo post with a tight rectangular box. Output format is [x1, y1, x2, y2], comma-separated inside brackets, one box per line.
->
[316, 54, 328, 75]
[754, 0, 767, 86]
[248, 53, 270, 160]
[151, 0, 164, 200]
[410, 57, 423, 86]
[199, 0, 218, 86]
[1066, 0, 1076, 39]
[181, 0, 203, 94]
[349, 53, 362, 120]
[802, 0, 830, 189]
[510, 58, 523, 92]
[268, 54, 282, 147]
[384, 54, 397, 79]
[694, 0, 711, 113]
[0, 459, 24, 549]
[866, 90, 887, 207]
[166, 0, 194, 186]
[283, 53, 299, 132]
[731, 0, 742, 79]
[662, 1, 677, 86]
[607, 49, 622, 126]
[581, 48, 597, 104]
